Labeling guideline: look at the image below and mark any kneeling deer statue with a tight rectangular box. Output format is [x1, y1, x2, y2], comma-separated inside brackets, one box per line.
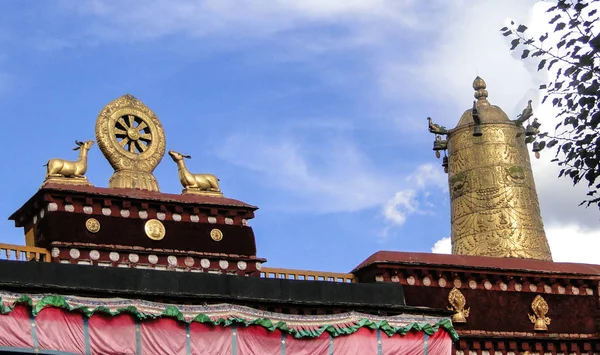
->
[45, 140, 95, 178]
[168, 150, 222, 195]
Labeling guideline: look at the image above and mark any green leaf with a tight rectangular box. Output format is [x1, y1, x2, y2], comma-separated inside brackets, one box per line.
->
[555, 22, 566, 31]
[521, 49, 530, 59]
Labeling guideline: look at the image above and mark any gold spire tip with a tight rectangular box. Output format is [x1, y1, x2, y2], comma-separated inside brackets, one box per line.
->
[473, 76, 488, 102]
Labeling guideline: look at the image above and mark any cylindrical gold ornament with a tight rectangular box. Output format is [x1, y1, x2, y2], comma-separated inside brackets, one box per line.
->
[445, 77, 552, 261]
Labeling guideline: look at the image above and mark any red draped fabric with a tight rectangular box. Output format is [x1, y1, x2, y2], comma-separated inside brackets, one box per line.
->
[0, 307, 453, 354]
[426, 327, 453, 355]
[190, 323, 232, 355]
[334, 328, 378, 354]
[0, 305, 32, 349]
[285, 333, 330, 355]
[88, 313, 136, 355]
[36, 307, 85, 354]
[381, 331, 423, 355]
[140, 317, 187, 355]
[237, 325, 283, 355]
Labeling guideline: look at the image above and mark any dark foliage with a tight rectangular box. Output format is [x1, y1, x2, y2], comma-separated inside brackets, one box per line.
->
[502, 0, 600, 209]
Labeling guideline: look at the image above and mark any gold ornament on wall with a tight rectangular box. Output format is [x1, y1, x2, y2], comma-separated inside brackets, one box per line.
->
[85, 218, 100, 233]
[447, 287, 469, 323]
[95, 94, 166, 191]
[528, 295, 551, 331]
[210, 228, 223, 242]
[145, 219, 166, 241]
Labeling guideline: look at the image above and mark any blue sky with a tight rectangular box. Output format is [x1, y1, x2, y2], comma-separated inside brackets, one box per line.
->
[1, 0, 599, 271]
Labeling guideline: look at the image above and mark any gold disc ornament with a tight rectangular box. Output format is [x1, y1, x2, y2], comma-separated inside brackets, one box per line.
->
[95, 94, 166, 191]
[145, 219, 166, 241]
[85, 218, 100, 233]
[210, 228, 223, 242]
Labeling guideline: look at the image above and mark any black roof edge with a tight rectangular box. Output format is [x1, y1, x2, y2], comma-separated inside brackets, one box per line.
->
[0, 260, 451, 316]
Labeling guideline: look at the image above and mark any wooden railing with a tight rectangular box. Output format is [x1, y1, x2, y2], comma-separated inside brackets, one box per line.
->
[0, 243, 51, 262]
[260, 267, 355, 283]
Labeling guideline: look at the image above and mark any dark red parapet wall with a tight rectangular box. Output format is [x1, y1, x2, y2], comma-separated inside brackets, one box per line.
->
[352, 251, 600, 355]
[9, 183, 265, 275]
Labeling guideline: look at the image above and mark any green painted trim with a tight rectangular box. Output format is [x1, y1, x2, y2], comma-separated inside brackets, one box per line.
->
[0, 294, 459, 341]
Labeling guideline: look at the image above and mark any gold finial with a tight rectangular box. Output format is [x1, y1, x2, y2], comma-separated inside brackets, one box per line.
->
[528, 295, 551, 331]
[447, 287, 469, 323]
[473, 76, 489, 103]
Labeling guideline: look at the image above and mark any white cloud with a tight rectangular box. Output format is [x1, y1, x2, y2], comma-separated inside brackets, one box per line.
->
[546, 225, 600, 264]
[431, 237, 451, 254]
[218, 132, 401, 213]
[383, 190, 418, 225]
[382, 163, 448, 227]
[64, 0, 424, 42]
[430, 228, 600, 265]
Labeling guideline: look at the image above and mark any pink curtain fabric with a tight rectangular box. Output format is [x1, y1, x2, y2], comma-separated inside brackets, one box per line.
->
[0, 305, 32, 349]
[190, 322, 232, 355]
[285, 333, 330, 355]
[334, 328, 379, 354]
[0, 306, 453, 354]
[89, 313, 137, 354]
[140, 318, 187, 355]
[427, 327, 453, 355]
[237, 325, 283, 355]
[381, 331, 424, 355]
[36, 307, 85, 354]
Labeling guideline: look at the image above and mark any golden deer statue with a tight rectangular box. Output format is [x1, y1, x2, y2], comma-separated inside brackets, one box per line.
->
[43, 140, 95, 187]
[168, 150, 222, 196]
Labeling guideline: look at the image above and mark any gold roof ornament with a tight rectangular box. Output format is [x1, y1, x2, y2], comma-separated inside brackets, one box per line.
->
[95, 95, 166, 192]
[447, 287, 469, 324]
[428, 77, 552, 261]
[42, 140, 95, 187]
[528, 295, 550, 331]
[168, 150, 223, 197]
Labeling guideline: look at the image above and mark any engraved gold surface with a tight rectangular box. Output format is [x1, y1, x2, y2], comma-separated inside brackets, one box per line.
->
[445, 77, 552, 261]
[145, 219, 165, 241]
[447, 287, 469, 323]
[95, 95, 166, 191]
[85, 218, 100, 233]
[210, 228, 223, 242]
[528, 295, 550, 331]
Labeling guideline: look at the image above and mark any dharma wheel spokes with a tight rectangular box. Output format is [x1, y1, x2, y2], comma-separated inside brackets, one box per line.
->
[96, 94, 166, 192]
[114, 114, 153, 154]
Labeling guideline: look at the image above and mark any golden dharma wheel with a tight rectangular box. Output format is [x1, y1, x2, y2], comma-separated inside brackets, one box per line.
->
[95, 94, 166, 191]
